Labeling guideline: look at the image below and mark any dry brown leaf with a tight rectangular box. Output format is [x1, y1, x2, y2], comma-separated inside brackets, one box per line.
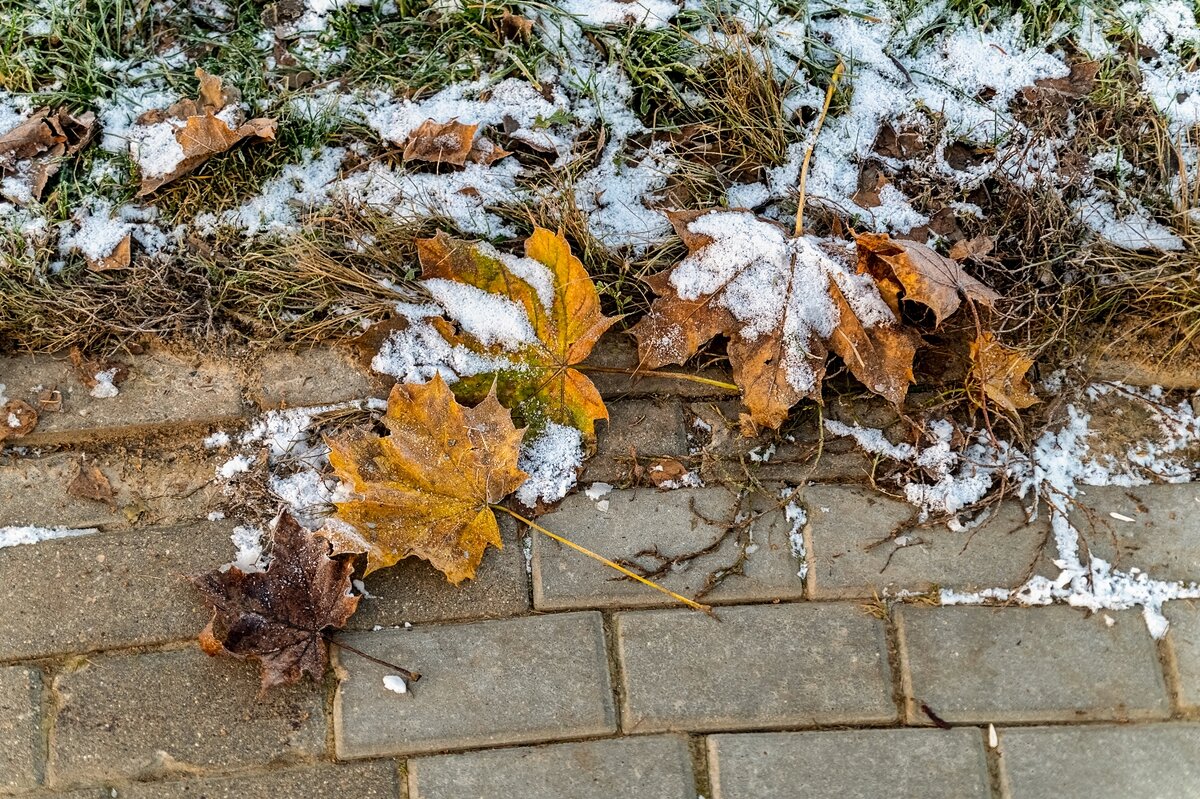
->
[86, 233, 132, 272]
[855, 232, 1000, 326]
[0, 400, 38, 443]
[68, 459, 115, 507]
[401, 118, 509, 166]
[416, 227, 618, 440]
[69, 349, 129, 390]
[136, 69, 276, 196]
[645, 457, 689, 488]
[970, 332, 1039, 414]
[1033, 61, 1100, 99]
[948, 234, 995, 262]
[0, 107, 97, 204]
[192, 512, 362, 690]
[631, 210, 919, 430]
[324, 375, 528, 582]
[499, 10, 534, 40]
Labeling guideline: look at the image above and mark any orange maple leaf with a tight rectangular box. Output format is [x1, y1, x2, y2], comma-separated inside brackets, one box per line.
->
[323, 375, 528, 583]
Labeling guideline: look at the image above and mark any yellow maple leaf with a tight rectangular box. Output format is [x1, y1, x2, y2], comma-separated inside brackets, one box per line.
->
[969, 332, 1039, 414]
[416, 227, 619, 442]
[323, 375, 528, 583]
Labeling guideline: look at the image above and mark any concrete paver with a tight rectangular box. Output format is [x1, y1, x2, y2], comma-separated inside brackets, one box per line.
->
[898, 605, 1170, 723]
[707, 728, 990, 799]
[409, 736, 696, 799]
[616, 603, 895, 732]
[334, 613, 615, 759]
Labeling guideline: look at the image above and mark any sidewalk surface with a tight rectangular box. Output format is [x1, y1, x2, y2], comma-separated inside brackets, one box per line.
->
[1, 345, 1197, 798]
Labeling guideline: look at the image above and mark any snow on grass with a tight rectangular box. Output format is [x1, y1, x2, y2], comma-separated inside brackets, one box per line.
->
[0, 526, 97, 548]
[560, 0, 680, 30]
[825, 382, 1200, 636]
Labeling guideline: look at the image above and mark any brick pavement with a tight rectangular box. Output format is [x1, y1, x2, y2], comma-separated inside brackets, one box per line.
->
[1, 344, 1197, 797]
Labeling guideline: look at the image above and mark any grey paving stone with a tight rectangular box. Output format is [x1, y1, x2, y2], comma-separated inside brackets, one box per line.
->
[349, 518, 530, 628]
[999, 723, 1200, 799]
[1165, 603, 1200, 711]
[49, 647, 326, 787]
[585, 399, 688, 483]
[616, 603, 895, 733]
[897, 605, 1169, 723]
[707, 728, 989, 799]
[581, 335, 734, 398]
[3, 351, 244, 447]
[334, 612, 615, 759]
[532, 487, 803, 610]
[108, 761, 401, 798]
[0, 520, 235, 661]
[803, 485, 1048, 599]
[0, 665, 42, 793]
[247, 347, 379, 410]
[1068, 484, 1200, 583]
[0, 449, 225, 530]
[409, 735, 696, 799]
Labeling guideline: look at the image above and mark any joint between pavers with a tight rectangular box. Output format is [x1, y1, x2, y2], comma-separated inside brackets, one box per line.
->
[687, 733, 713, 799]
[980, 726, 1006, 799]
[600, 611, 626, 734]
[1156, 635, 1186, 719]
[881, 611, 909, 726]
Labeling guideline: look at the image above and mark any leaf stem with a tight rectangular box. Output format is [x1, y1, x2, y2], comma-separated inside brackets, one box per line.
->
[795, 59, 846, 237]
[576, 364, 739, 393]
[324, 634, 422, 684]
[491, 504, 713, 614]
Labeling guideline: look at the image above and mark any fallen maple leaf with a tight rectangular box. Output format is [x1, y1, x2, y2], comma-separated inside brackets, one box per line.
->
[855, 232, 999, 326]
[631, 210, 918, 430]
[87, 232, 132, 272]
[415, 227, 619, 440]
[192, 512, 360, 690]
[135, 69, 276, 196]
[0, 107, 96, 204]
[324, 375, 528, 582]
[969, 332, 1039, 414]
[402, 119, 510, 166]
[0, 400, 38, 443]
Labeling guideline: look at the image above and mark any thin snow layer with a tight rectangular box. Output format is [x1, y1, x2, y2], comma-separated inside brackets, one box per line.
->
[0, 526, 97, 548]
[561, 0, 679, 30]
[1074, 193, 1185, 251]
[515, 423, 584, 508]
[783, 488, 808, 580]
[230, 524, 267, 572]
[825, 383, 1200, 636]
[573, 141, 676, 252]
[663, 212, 893, 395]
[58, 201, 131, 262]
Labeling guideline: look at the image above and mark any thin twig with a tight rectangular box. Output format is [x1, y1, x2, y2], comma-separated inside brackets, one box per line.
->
[492, 505, 712, 613]
[795, 59, 846, 237]
[325, 635, 421, 683]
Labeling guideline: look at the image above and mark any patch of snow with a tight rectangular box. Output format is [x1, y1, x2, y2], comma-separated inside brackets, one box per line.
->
[585, 482, 614, 500]
[560, 0, 679, 30]
[89, 369, 120, 399]
[217, 454, 254, 479]
[229, 524, 267, 573]
[1074, 192, 1184, 251]
[203, 431, 231, 449]
[382, 674, 408, 695]
[515, 423, 584, 508]
[0, 526, 96, 548]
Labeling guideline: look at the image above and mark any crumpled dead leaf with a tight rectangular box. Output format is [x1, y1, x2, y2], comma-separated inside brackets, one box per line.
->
[87, 232, 132, 272]
[948, 234, 995, 262]
[136, 69, 277, 196]
[0, 400, 38, 443]
[631, 210, 919, 430]
[0, 107, 97, 204]
[499, 10, 534, 41]
[855, 232, 1000, 326]
[192, 512, 361, 690]
[68, 459, 115, 507]
[402, 119, 510, 166]
[644, 457, 690, 488]
[969, 332, 1039, 414]
[416, 227, 619, 440]
[324, 375, 528, 582]
[1032, 61, 1100, 99]
[69, 349, 129, 391]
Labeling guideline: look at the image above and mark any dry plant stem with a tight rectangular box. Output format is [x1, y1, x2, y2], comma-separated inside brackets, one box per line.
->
[325, 635, 421, 684]
[492, 505, 713, 613]
[578, 364, 739, 392]
[794, 59, 846, 237]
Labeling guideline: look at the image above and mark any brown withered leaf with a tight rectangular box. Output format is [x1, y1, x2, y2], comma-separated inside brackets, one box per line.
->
[631, 210, 919, 430]
[948, 234, 995, 262]
[855, 232, 999, 326]
[0, 108, 97, 204]
[970, 332, 1039, 414]
[401, 119, 510, 166]
[86, 233, 132, 272]
[68, 349, 129, 390]
[68, 459, 115, 507]
[136, 69, 276, 196]
[1033, 61, 1100, 99]
[192, 512, 361, 690]
[499, 10, 534, 40]
[415, 227, 618, 440]
[324, 375, 528, 582]
[645, 457, 689, 488]
[0, 400, 38, 443]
